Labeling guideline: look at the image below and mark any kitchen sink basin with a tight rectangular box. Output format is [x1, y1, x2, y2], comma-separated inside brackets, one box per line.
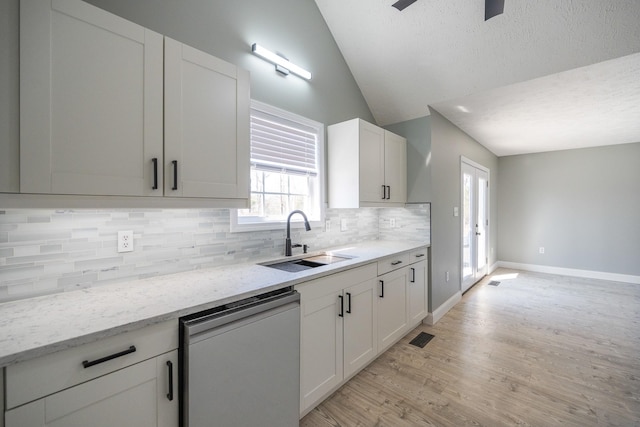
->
[261, 253, 354, 273]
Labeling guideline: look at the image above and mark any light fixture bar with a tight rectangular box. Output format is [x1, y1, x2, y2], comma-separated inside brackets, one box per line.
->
[251, 43, 312, 80]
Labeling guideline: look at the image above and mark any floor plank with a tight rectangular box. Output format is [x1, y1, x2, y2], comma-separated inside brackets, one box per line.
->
[300, 269, 640, 426]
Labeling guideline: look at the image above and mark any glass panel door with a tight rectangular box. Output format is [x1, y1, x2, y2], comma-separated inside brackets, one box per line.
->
[461, 160, 489, 292]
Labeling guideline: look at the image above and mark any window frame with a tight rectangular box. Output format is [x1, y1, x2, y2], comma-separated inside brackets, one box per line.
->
[230, 100, 325, 233]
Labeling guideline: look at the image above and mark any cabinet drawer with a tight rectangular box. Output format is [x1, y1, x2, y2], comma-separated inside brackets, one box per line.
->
[295, 263, 377, 300]
[408, 247, 428, 264]
[377, 253, 410, 276]
[5, 320, 177, 409]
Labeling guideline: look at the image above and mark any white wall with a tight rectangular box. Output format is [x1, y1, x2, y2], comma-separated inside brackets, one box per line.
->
[498, 143, 640, 277]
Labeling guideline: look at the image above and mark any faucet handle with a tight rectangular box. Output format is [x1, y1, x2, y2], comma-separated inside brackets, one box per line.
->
[291, 243, 302, 249]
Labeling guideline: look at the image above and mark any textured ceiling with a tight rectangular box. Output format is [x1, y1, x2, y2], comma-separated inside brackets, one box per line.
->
[314, 0, 640, 155]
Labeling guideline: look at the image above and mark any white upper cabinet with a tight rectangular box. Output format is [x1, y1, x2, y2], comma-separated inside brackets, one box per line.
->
[164, 38, 249, 200]
[19, 0, 249, 205]
[328, 118, 407, 208]
[357, 121, 385, 203]
[20, 0, 164, 197]
[383, 130, 407, 204]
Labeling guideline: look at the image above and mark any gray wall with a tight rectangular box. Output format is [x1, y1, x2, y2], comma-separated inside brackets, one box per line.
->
[498, 143, 640, 276]
[385, 116, 432, 203]
[429, 108, 498, 311]
[0, 0, 374, 193]
[84, 0, 374, 127]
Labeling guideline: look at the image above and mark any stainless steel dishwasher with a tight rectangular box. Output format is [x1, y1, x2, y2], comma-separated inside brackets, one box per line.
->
[179, 287, 300, 427]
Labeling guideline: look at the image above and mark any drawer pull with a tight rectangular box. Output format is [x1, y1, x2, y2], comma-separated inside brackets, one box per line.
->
[166, 360, 174, 401]
[415, 253, 425, 258]
[391, 260, 403, 266]
[82, 345, 136, 369]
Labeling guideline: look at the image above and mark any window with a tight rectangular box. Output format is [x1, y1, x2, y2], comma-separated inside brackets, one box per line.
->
[231, 101, 325, 231]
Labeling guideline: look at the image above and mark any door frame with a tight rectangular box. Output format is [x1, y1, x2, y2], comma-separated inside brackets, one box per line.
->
[460, 156, 490, 292]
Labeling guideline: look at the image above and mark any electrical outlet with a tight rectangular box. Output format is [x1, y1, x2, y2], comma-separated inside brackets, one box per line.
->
[325, 219, 331, 232]
[539, 247, 545, 254]
[118, 230, 134, 253]
[340, 218, 348, 232]
[390, 218, 396, 228]
[445, 271, 450, 282]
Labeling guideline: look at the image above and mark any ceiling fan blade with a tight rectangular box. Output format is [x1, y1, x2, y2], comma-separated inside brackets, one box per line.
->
[485, 0, 505, 20]
[392, 0, 418, 12]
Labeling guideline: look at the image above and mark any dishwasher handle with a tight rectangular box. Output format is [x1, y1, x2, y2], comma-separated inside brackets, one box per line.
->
[183, 291, 300, 338]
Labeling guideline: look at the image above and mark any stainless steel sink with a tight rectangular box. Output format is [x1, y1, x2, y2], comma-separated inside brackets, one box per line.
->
[261, 253, 354, 272]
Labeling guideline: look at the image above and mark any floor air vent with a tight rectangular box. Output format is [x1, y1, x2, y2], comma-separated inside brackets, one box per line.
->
[487, 281, 501, 286]
[409, 332, 435, 348]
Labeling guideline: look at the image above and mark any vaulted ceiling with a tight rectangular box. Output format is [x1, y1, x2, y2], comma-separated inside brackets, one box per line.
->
[314, 0, 640, 156]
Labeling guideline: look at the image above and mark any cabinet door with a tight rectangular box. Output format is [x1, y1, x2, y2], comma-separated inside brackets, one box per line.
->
[164, 38, 249, 200]
[20, 0, 163, 196]
[343, 278, 378, 379]
[298, 288, 343, 414]
[377, 268, 408, 352]
[157, 350, 179, 427]
[5, 352, 178, 427]
[358, 120, 386, 203]
[408, 260, 427, 327]
[384, 130, 407, 204]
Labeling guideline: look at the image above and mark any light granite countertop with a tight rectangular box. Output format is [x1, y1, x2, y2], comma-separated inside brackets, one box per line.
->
[0, 240, 429, 367]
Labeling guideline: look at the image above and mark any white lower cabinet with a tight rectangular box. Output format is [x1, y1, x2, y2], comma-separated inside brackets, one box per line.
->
[5, 351, 178, 427]
[408, 259, 428, 327]
[4, 321, 178, 427]
[296, 263, 378, 415]
[297, 246, 429, 416]
[343, 277, 379, 379]
[377, 266, 409, 352]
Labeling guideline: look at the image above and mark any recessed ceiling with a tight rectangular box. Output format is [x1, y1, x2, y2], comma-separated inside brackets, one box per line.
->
[314, 0, 640, 156]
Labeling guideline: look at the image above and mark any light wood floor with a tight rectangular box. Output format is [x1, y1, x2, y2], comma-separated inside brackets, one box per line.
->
[300, 269, 640, 426]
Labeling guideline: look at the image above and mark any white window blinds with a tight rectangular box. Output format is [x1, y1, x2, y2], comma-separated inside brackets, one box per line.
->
[250, 108, 319, 176]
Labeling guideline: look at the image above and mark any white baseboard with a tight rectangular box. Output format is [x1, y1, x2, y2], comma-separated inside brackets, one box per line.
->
[497, 261, 640, 284]
[488, 261, 500, 274]
[424, 291, 462, 325]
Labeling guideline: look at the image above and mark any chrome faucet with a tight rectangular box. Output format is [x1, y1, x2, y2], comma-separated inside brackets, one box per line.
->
[285, 210, 311, 256]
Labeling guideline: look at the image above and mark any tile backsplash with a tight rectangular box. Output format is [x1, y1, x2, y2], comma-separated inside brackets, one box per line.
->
[0, 205, 429, 302]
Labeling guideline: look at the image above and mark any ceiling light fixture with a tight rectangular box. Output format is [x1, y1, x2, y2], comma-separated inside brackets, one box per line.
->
[251, 43, 312, 80]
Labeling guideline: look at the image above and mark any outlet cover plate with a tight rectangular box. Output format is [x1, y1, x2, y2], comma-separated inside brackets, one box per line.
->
[118, 230, 134, 253]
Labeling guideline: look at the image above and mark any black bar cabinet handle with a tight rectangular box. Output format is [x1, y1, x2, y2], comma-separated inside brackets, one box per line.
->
[391, 260, 403, 266]
[387, 185, 391, 199]
[379, 280, 384, 298]
[381, 185, 386, 200]
[152, 158, 158, 190]
[410, 267, 415, 283]
[346, 292, 352, 314]
[166, 360, 174, 401]
[338, 295, 344, 317]
[82, 345, 136, 369]
[172, 160, 178, 190]
[415, 253, 425, 258]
